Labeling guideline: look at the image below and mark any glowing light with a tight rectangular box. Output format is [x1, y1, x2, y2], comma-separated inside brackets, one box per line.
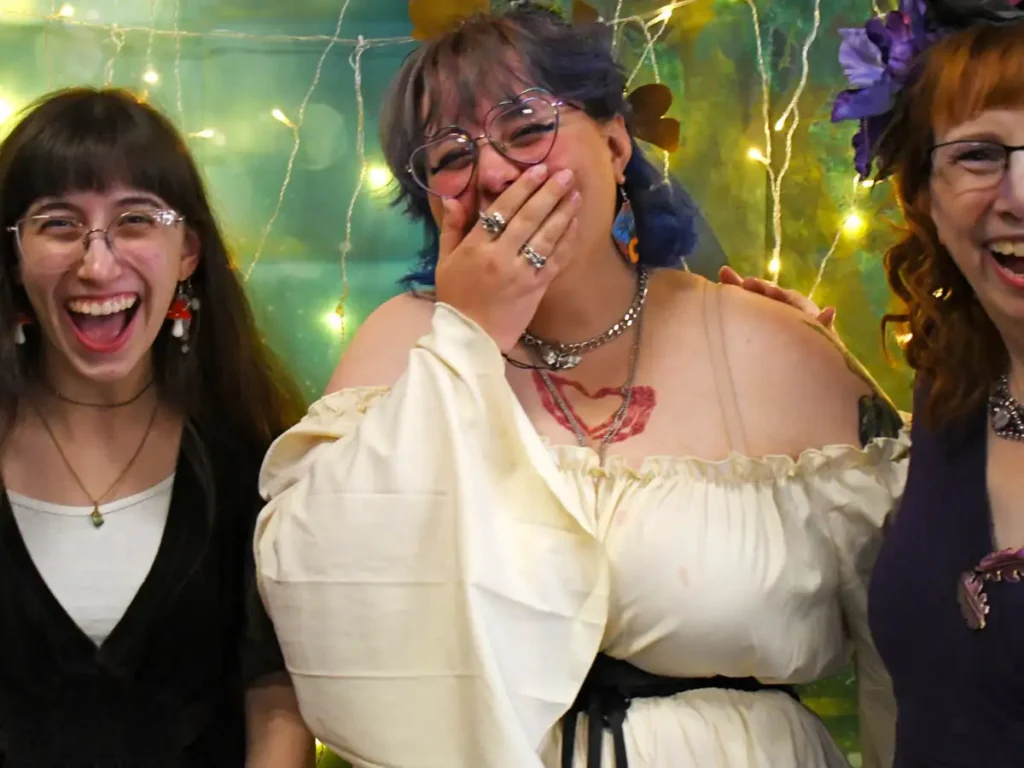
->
[860, 178, 876, 189]
[768, 255, 781, 276]
[57, 3, 74, 17]
[142, 68, 159, 84]
[895, 331, 913, 348]
[193, 128, 215, 139]
[774, 117, 786, 132]
[271, 108, 296, 129]
[747, 147, 767, 163]
[842, 212, 866, 238]
[323, 310, 344, 333]
[366, 164, 392, 190]
[0, 99, 15, 124]
[654, 6, 673, 23]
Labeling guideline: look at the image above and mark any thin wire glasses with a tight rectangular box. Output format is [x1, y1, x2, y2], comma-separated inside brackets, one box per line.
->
[406, 88, 566, 199]
[931, 141, 1024, 193]
[8, 209, 184, 266]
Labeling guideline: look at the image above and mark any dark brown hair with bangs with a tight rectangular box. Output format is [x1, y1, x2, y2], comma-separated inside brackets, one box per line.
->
[0, 87, 305, 455]
[878, 22, 1024, 430]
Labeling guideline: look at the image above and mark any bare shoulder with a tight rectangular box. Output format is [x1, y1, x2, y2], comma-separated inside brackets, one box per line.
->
[325, 291, 436, 393]
[714, 281, 877, 453]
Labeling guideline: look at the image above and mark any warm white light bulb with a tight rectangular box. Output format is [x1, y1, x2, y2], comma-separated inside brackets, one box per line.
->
[58, 3, 74, 17]
[842, 212, 866, 237]
[142, 68, 159, 85]
[366, 164, 393, 190]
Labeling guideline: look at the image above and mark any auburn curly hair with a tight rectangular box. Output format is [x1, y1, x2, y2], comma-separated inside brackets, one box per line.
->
[877, 22, 1024, 430]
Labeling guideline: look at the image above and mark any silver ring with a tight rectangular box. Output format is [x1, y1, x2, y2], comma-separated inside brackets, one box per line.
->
[479, 210, 507, 236]
[520, 244, 547, 270]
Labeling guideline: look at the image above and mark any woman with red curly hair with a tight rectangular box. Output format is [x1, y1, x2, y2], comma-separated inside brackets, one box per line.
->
[728, 0, 1024, 763]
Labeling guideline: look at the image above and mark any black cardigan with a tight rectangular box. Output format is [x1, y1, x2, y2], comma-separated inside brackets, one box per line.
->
[0, 425, 285, 766]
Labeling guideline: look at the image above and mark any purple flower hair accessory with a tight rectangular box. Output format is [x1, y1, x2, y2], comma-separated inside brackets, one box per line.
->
[830, 0, 1024, 178]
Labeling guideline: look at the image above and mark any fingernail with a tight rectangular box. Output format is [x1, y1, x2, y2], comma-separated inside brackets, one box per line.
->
[554, 169, 573, 186]
[570, 190, 581, 205]
[528, 164, 548, 180]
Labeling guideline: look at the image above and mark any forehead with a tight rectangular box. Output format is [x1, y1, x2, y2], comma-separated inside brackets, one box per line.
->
[938, 107, 1024, 142]
[29, 186, 166, 212]
[416, 48, 536, 135]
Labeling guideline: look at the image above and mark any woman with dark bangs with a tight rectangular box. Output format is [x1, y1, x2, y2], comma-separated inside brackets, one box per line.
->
[254, 3, 910, 767]
[724, 0, 1024, 764]
[0, 88, 314, 766]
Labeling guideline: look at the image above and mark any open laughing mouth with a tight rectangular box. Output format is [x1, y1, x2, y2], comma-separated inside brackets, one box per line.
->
[64, 293, 141, 353]
[990, 240, 1024, 288]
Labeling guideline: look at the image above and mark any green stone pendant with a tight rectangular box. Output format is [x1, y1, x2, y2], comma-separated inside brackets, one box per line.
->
[90, 505, 105, 528]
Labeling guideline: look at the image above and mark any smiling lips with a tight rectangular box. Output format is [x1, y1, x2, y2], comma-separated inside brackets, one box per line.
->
[989, 240, 1024, 289]
[64, 293, 140, 352]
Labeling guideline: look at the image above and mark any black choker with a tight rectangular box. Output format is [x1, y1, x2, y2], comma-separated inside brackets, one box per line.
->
[44, 379, 155, 410]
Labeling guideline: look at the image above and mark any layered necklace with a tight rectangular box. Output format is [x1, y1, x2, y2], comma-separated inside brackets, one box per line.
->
[525, 267, 648, 463]
[521, 267, 649, 372]
[989, 374, 1024, 442]
[30, 380, 160, 528]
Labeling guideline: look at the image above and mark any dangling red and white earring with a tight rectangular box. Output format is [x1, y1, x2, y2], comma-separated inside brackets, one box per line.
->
[14, 312, 32, 345]
[167, 281, 200, 353]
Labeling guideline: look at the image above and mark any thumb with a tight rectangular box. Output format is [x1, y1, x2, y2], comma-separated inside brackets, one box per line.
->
[438, 198, 468, 260]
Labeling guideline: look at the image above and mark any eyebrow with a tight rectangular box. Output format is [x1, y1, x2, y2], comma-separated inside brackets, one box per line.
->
[27, 194, 167, 217]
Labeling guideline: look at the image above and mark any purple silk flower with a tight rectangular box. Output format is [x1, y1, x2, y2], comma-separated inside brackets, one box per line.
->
[831, 0, 931, 177]
[830, 0, 1024, 177]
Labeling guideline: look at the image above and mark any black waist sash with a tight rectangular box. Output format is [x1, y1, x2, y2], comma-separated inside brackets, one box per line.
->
[560, 654, 801, 768]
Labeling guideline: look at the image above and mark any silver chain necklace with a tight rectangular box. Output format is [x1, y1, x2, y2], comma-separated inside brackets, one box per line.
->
[521, 267, 649, 371]
[989, 374, 1024, 441]
[534, 304, 645, 464]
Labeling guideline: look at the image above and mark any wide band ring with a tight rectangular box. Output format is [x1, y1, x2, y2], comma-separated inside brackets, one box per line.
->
[479, 210, 507, 236]
[520, 244, 547, 270]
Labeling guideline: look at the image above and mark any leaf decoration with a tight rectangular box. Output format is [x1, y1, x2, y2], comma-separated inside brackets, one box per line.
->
[409, 0, 490, 40]
[572, 0, 600, 24]
[627, 83, 681, 153]
[957, 571, 989, 630]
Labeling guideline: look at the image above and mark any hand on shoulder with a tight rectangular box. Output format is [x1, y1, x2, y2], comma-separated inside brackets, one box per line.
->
[325, 291, 436, 393]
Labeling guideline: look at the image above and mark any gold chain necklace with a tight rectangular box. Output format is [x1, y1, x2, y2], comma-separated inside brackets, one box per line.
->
[30, 400, 161, 528]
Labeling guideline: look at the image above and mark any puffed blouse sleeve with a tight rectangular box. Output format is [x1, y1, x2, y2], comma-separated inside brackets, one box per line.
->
[818, 426, 910, 768]
[253, 303, 610, 768]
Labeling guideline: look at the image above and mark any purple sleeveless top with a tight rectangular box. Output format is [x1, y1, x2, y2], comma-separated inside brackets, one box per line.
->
[868, 386, 1024, 767]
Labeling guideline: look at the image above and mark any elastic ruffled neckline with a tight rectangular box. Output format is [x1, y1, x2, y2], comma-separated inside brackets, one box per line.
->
[544, 429, 911, 485]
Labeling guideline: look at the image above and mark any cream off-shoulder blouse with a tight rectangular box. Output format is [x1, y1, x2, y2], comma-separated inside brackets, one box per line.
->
[254, 303, 910, 768]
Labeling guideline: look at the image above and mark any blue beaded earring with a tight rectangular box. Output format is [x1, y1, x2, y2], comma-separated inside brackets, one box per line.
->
[612, 186, 639, 264]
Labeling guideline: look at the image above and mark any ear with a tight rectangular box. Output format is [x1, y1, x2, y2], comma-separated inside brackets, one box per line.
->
[177, 228, 201, 281]
[602, 114, 632, 184]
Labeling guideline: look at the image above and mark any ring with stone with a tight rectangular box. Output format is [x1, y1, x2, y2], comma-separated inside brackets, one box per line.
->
[520, 244, 547, 270]
[478, 210, 507, 236]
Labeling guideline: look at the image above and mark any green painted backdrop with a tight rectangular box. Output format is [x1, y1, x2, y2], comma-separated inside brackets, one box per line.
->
[1, 0, 907, 764]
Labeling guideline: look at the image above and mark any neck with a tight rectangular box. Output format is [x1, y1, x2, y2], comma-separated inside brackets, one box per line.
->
[527, 238, 639, 344]
[37, 348, 156, 412]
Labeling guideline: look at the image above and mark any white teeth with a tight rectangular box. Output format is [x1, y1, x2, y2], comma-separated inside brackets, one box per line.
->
[990, 241, 1024, 258]
[66, 295, 138, 315]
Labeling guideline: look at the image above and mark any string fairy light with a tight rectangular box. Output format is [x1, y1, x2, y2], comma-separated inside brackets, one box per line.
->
[335, 36, 371, 334]
[103, 23, 126, 86]
[243, 0, 355, 283]
[171, 0, 184, 126]
[743, 0, 823, 283]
